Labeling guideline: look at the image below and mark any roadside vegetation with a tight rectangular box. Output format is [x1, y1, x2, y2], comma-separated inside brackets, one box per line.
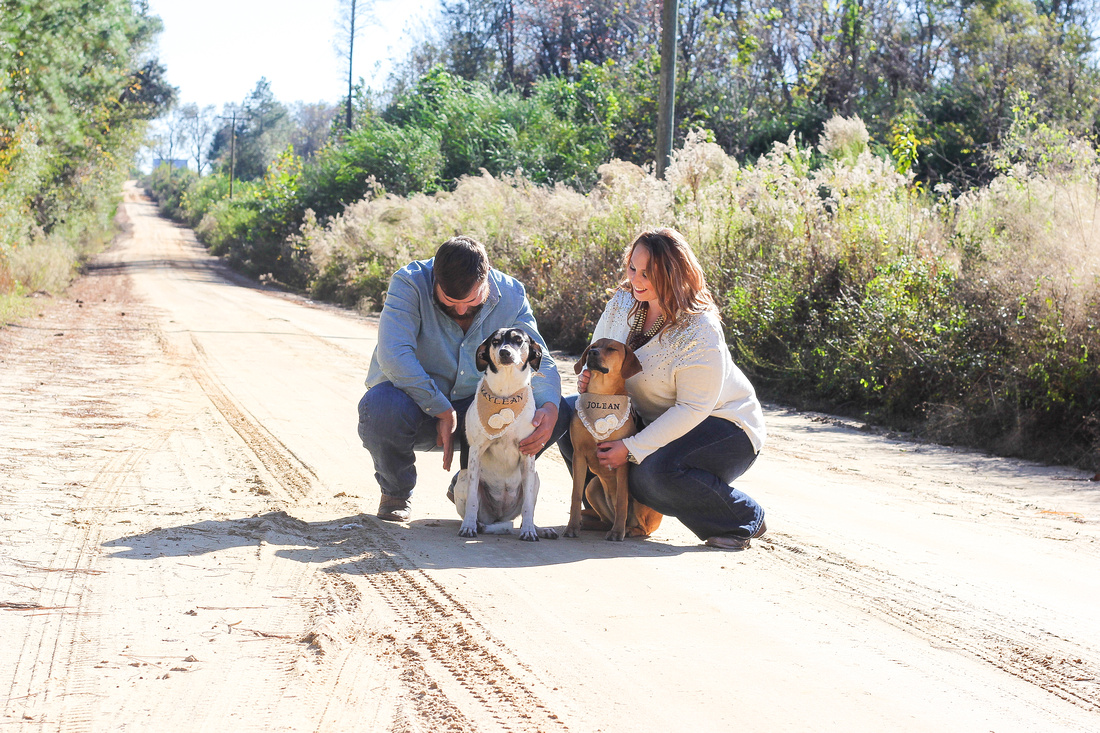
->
[0, 0, 174, 321]
[152, 107, 1100, 467]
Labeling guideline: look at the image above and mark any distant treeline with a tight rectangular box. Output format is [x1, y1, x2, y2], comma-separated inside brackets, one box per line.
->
[401, 0, 1100, 187]
[152, 0, 1100, 200]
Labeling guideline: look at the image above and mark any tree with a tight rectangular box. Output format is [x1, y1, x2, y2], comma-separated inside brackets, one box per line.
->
[151, 104, 192, 167]
[289, 102, 340, 160]
[335, 0, 376, 132]
[1, 0, 173, 248]
[182, 104, 218, 174]
[209, 80, 294, 182]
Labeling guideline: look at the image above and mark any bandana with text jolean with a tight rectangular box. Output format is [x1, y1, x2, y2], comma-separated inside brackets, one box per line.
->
[576, 394, 632, 442]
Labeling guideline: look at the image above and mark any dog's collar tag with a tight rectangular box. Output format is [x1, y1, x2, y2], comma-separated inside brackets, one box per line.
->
[476, 384, 530, 439]
[577, 394, 632, 441]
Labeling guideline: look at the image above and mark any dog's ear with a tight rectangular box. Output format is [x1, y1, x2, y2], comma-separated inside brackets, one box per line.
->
[475, 334, 495, 373]
[621, 344, 643, 380]
[574, 344, 592, 374]
[526, 335, 543, 372]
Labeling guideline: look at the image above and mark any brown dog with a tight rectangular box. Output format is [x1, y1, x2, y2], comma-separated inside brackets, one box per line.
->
[565, 338, 663, 541]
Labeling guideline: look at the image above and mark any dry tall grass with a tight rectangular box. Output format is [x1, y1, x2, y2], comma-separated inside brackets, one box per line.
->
[292, 118, 1099, 466]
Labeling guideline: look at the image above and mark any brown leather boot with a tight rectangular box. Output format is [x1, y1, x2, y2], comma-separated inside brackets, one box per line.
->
[377, 495, 411, 522]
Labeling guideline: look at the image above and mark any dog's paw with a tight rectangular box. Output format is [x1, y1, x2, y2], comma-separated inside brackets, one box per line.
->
[604, 528, 626, 542]
[518, 527, 539, 542]
[458, 524, 478, 538]
[537, 527, 559, 540]
[563, 524, 580, 538]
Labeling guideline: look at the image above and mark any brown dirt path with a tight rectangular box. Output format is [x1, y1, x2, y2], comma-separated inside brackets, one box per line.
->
[1, 183, 1099, 731]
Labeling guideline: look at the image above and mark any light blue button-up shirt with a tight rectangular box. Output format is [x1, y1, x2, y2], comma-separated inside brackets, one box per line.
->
[365, 258, 561, 416]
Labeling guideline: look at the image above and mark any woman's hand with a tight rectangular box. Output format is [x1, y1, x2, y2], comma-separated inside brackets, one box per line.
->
[595, 439, 629, 470]
[577, 368, 590, 394]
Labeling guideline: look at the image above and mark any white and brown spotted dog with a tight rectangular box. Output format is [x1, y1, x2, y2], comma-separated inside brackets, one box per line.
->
[454, 327, 558, 541]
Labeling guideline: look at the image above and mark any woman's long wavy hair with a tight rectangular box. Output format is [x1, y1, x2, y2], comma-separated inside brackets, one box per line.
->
[618, 228, 716, 332]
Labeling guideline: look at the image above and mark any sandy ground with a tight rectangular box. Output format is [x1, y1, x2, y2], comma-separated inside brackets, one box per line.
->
[1, 183, 1099, 732]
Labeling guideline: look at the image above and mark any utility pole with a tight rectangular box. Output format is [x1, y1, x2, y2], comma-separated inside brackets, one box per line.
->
[346, 0, 357, 131]
[656, 0, 679, 179]
[217, 112, 238, 198]
[336, 0, 372, 133]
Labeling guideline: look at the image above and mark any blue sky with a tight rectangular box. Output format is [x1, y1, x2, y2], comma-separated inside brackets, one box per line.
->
[145, 0, 440, 109]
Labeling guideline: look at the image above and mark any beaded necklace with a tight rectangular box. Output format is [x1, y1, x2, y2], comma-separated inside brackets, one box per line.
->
[627, 304, 666, 351]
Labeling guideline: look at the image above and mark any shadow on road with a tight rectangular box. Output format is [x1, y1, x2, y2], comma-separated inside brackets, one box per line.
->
[101, 510, 703, 574]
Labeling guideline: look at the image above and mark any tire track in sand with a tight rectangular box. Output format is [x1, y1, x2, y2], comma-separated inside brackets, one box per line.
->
[764, 533, 1100, 714]
[182, 333, 316, 503]
[172, 331, 564, 730]
[6, 440, 163, 730]
[292, 528, 568, 733]
[358, 529, 567, 732]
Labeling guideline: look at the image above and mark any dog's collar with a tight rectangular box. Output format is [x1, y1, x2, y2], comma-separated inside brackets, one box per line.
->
[476, 384, 530, 439]
[576, 394, 632, 442]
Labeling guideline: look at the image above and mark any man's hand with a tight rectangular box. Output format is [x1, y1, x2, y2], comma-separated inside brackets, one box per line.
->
[519, 402, 559, 456]
[577, 368, 590, 393]
[435, 407, 457, 471]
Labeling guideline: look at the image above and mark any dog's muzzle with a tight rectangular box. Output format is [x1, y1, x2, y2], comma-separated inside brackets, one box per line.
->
[586, 351, 609, 374]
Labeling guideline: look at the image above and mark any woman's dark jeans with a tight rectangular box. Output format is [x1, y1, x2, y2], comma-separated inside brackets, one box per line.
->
[556, 395, 764, 540]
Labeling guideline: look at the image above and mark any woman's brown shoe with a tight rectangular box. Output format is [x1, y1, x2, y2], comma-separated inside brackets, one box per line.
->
[704, 519, 766, 551]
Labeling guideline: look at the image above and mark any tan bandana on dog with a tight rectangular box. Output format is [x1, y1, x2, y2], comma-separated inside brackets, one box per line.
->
[576, 394, 632, 441]
[476, 384, 530, 439]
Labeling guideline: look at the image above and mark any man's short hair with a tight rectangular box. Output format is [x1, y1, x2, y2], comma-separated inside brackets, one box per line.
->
[434, 236, 489, 299]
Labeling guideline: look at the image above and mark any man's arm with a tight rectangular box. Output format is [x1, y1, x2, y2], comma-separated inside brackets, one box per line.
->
[508, 283, 561, 410]
[375, 271, 452, 417]
[517, 400, 559, 455]
[508, 280, 561, 455]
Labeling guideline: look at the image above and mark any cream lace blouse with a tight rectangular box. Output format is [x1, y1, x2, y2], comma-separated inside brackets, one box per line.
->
[591, 289, 766, 462]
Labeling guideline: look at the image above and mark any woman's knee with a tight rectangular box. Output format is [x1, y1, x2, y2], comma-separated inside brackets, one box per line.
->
[627, 460, 682, 513]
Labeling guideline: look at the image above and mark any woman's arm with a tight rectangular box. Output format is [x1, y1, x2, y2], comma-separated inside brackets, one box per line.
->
[622, 330, 725, 463]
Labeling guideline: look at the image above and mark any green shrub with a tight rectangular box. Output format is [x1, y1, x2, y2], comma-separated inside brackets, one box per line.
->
[180, 174, 232, 228]
[298, 120, 443, 221]
[145, 165, 199, 221]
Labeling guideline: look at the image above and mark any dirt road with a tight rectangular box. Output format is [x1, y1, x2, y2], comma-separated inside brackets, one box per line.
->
[2, 183, 1099, 732]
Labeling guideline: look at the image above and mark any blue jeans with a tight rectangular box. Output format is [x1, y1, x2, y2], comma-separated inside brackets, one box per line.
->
[555, 395, 764, 540]
[358, 381, 571, 499]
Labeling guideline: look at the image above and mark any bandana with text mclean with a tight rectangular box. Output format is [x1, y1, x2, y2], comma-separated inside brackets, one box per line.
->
[475, 384, 530, 439]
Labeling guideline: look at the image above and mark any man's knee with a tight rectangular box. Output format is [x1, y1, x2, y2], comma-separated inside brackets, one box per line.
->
[358, 383, 421, 448]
